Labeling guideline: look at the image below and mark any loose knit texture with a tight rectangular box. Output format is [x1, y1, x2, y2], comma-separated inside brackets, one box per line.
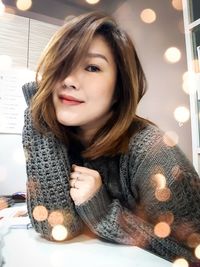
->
[22, 82, 200, 264]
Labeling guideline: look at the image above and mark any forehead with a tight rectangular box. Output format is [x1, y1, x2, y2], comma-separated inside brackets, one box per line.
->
[86, 35, 115, 64]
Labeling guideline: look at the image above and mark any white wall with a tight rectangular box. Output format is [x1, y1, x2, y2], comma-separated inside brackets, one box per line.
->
[114, 0, 192, 160]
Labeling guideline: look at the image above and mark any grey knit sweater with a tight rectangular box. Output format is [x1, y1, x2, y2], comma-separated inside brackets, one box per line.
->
[22, 82, 200, 264]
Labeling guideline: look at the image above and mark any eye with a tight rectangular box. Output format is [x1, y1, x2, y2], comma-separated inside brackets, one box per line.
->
[86, 65, 101, 72]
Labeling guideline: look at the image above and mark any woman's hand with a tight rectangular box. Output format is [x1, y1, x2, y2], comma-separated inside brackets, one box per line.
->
[69, 164, 102, 206]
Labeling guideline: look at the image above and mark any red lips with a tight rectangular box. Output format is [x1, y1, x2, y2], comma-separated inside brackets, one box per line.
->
[59, 94, 84, 105]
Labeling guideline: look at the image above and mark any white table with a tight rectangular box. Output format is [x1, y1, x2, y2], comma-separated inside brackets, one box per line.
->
[2, 228, 172, 267]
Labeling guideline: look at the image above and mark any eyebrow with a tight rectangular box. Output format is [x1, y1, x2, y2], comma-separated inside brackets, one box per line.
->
[86, 53, 109, 63]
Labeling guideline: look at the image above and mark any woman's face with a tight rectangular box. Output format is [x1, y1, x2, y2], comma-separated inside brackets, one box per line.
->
[52, 35, 117, 138]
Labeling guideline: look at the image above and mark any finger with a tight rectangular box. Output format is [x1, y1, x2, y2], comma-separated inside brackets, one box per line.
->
[70, 172, 94, 182]
[72, 165, 98, 176]
[70, 188, 78, 200]
[69, 178, 76, 188]
[70, 171, 84, 181]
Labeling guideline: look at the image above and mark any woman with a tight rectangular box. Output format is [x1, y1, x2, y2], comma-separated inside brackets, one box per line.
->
[22, 12, 200, 265]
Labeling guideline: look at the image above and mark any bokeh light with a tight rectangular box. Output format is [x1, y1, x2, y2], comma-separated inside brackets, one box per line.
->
[164, 47, 181, 63]
[140, 8, 156, 24]
[0, 55, 13, 70]
[85, 0, 100, 4]
[52, 224, 68, 241]
[195, 244, 200, 259]
[0, 0, 5, 15]
[154, 222, 171, 238]
[173, 258, 189, 267]
[171, 0, 183, 11]
[0, 165, 7, 182]
[163, 131, 179, 147]
[155, 187, 171, 202]
[48, 211, 64, 227]
[158, 211, 174, 225]
[171, 165, 182, 180]
[151, 173, 166, 189]
[16, 0, 32, 11]
[174, 106, 190, 123]
[187, 233, 200, 248]
[33, 205, 48, 221]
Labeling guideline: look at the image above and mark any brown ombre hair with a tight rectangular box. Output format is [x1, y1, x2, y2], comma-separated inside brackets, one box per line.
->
[31, 12, 150, 159]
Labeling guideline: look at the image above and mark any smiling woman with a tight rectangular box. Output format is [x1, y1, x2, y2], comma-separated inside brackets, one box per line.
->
[22, 11, 200, 266]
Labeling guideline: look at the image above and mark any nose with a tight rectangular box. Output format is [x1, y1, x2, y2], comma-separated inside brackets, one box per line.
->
[62, 70, 80, 90]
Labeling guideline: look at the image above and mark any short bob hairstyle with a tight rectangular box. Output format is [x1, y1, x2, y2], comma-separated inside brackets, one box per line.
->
[31, 12, 151, 159]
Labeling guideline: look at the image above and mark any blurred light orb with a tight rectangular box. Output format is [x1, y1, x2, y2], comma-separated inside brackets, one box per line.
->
[187, 233, 200, 248]
[0, 1, 5, 15]
[174, 106, 190, 123]
[155, 187, 171, 202]
[172, 0, 183, 10]
[48, 211, 64, 226]
[195, 244, 200, 259]
[152, 173, 166, 189]
[52, 225, 68, 241]
[140, 8, 156, 24]
[158, 211, 174, 225]
[85, 0, 100, 4]
[154, 222, 171, 238]
[33, 205, 48, 222]
[0, 55, 13, 70]
[173, 258, 189, 267]
[163, 131, 179, 147]
[164, 47, 181, 63]
[16, 0, 32, 11]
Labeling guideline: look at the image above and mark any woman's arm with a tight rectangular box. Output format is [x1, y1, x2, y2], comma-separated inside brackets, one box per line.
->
[22, 103, 83, 241]
[75, 126, 200, 263]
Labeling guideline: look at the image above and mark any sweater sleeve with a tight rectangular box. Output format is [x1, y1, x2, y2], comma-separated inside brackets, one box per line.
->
[22, 83, 83, 240]
[76, 126, 200, 264]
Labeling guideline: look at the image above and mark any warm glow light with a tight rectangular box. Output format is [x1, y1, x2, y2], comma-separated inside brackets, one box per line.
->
[158, 212, 174, 225]
[48, 211, 64, 227]
[0, 0, 5, 15]
[12, 148, 26, 165]
[0, 165, 7, 182]
[152, 173, 166, 189]
[52, 225, 68, 241]
[16, 0, 32, 11]
[173, 258, 189, 267]
[187, 233, 200, 248]
[163, 131, 179, 147]
[33, 205, 48, 222]
[172, 0, 183, 10]
[174, 106, 190, 123]
[171, 165, 182, 180]
[85, 0, 100, 4]
[154, 222, 171, 238]
[0, 55, 13, 70]
[140, 8, 156, 24]
[155, 187, 171, 202]
[164, 47, 181, 63]
[195, 244, 200, 259]
[182, 72, 197, 94]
